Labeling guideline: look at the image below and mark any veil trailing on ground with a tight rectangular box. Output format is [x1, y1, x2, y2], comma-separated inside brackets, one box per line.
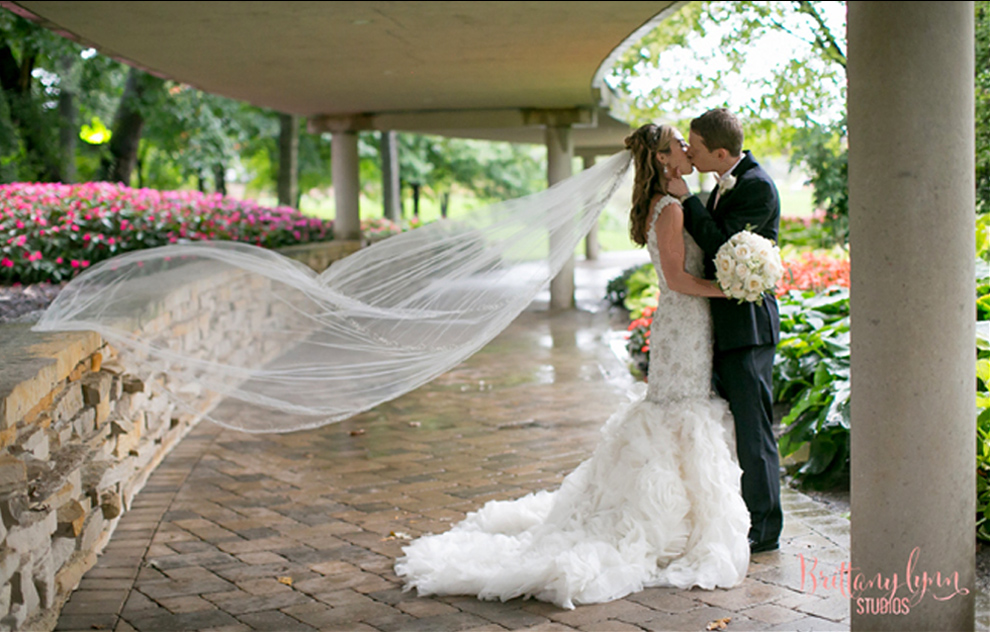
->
[34, 151, 633, 433]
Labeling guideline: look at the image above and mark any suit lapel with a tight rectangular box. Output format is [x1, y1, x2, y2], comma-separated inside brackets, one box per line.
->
[706, 184, 719, 213]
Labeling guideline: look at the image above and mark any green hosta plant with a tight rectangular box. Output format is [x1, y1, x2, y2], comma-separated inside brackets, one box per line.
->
[774, 287, 850, 489]
[977, 350, 990, 541]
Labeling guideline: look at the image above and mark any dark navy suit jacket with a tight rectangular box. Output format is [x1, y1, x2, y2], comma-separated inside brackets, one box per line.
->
[681, 151, 781, 352]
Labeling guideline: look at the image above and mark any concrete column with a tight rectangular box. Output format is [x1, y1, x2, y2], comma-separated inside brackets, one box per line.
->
[849, 3, 974, 631]
[277, 113, 299, 208]
[582, 155, 600, 261]
[332, 130, 361, 241]
[381, 130, 401, 222]
[547, 125, 574, 310]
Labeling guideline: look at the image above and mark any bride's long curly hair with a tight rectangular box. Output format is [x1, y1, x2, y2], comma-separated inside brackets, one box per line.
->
[625, 124, 678, 247]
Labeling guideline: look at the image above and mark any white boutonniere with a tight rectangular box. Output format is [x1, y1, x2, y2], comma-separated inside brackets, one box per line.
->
[719, 173, 737, 194]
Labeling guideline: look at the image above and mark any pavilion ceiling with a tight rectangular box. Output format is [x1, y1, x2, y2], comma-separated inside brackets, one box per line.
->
[7, 1, 676, 147]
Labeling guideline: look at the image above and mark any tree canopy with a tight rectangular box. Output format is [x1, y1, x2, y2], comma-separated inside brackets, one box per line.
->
[608, 1, 846, 146]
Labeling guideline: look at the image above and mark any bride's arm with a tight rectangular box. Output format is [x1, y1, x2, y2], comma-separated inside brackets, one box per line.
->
[655, 201, 725, 299]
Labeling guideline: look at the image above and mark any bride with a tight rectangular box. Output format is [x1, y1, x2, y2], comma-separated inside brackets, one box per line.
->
[394, 124, 751, 609]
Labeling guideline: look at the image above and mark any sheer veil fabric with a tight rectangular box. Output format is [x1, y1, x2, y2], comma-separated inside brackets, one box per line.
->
[34, 151, 634, 433]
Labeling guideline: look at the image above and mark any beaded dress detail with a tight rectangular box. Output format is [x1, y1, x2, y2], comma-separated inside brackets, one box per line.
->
[395, 196, 750, 609]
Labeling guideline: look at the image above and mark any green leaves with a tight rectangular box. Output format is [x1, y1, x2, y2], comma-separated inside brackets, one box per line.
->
[608, 1, 846, 139]
[774, 287, 850, 489]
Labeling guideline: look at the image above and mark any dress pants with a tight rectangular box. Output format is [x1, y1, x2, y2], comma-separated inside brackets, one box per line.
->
[713, 343, 782, 544]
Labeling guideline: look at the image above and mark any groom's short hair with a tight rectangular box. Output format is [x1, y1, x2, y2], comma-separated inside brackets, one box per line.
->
[690, 109, 743, 157]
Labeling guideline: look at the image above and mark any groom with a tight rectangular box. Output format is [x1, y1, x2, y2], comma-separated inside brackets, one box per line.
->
[667, 108, 783, 553]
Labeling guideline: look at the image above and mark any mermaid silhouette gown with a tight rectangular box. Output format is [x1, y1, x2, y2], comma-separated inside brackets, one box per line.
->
[395, 196, 751, 609]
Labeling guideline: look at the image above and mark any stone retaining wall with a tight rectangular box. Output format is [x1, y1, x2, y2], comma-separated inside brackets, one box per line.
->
[0, 240, 359, 631]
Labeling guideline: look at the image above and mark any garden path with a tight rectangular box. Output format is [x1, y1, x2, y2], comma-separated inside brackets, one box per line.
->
[54, 252, 864, 632]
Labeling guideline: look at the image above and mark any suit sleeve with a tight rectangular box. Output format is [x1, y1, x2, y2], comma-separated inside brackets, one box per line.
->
[682, 178, 778, 260]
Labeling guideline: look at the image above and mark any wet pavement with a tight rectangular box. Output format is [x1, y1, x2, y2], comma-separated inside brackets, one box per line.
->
[54, 252, 859, 632]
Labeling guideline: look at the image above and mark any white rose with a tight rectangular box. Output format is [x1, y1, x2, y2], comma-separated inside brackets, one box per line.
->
[735, 263, 749, 280]
[746, 275, 765, 293]
[733, 243, 752, 261]
[716, 251, 733, 270]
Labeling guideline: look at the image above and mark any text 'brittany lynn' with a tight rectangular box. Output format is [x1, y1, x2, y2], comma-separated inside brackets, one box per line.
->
[799, 547, 969, 616]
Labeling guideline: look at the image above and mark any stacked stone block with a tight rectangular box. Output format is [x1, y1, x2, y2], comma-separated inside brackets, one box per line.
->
[0, 241, 356, 631]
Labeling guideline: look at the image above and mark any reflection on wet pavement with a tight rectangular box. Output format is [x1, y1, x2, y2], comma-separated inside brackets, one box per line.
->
[56, 252, 864, 632]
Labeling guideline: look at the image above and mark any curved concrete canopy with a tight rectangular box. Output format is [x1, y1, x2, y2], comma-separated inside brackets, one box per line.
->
[6, 1, 676, 147]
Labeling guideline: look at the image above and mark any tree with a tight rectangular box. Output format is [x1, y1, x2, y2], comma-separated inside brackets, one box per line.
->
[609, 1, 846, 142]
[0, 9, 131, 184]
[395, 134, 543, 207]
[99, 67, 164, 184]
[609, 1, 848, 242]
[0, 10, 70, 182]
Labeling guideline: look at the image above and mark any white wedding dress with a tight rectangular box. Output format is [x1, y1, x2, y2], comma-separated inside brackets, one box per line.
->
[395, 196, 751, 609]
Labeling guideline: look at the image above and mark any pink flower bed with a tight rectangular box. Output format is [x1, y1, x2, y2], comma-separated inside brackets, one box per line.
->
[1, 182, 333, 284]
[777, 250, 850, 295]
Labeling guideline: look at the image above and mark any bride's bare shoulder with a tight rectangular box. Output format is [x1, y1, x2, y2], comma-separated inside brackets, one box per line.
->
[650, 194, 683, 216]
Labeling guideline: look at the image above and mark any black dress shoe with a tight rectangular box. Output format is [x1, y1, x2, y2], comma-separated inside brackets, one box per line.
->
[749, 538, 779, 553]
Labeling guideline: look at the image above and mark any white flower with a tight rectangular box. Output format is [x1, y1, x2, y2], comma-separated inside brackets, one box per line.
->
[719, 173, 737, 193]
[716, 252, 734, 275]
[745, 275, 765, 293]
[713, 229, 782, 305]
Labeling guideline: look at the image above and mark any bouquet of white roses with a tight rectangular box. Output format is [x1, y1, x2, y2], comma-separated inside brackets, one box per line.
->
[714, 230, 783, 304]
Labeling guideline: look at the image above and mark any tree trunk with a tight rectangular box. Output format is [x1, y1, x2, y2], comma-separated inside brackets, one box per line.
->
[277, 113, 299, 207]
[101, 68, 162, 184]
[57, 55, 77, 183]
[214, 163, 227, 196]
[0, 42, 60, 181]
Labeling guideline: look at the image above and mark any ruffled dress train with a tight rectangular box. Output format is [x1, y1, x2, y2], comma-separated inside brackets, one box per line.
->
[395, 196, 750, 609]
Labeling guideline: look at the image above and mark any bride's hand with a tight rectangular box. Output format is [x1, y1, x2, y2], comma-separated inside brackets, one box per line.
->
[666, 167, 690, 199]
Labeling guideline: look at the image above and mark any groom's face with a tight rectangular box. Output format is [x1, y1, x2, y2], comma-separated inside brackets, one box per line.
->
[686, 132, 719, 173]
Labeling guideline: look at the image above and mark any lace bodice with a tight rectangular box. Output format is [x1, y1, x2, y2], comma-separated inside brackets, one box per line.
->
[644, 195, 714, 401]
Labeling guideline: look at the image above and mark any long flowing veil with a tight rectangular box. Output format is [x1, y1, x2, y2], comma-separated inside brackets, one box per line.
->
[34, 150, 633, 433]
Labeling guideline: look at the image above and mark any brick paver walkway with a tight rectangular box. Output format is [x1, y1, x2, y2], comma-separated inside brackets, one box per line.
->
[54, 253, 860, 632]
